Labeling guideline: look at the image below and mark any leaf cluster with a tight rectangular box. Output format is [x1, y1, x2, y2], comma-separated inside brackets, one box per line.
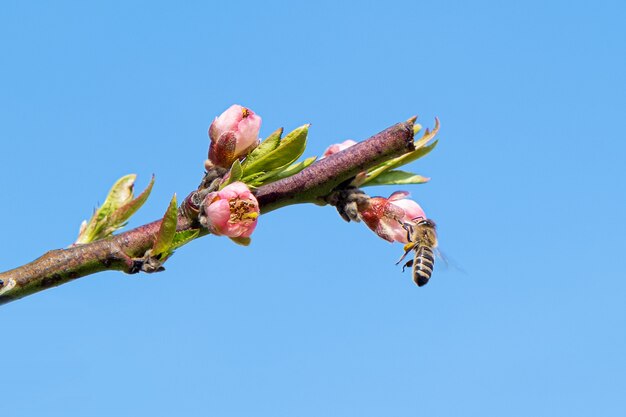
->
[75, 175, 154, 244]
[222, 125, 316, 188]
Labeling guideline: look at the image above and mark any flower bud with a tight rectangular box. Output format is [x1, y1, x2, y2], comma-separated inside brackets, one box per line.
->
[357, 191, 426, 243]
[201, 181, 260, 238]
[321, 139, 357, 158]
[208, 104, 262, 167]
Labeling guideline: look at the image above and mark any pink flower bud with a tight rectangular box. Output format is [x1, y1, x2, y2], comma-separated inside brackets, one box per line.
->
[201, 181, 260, 238]
[208, 105, 262, 167]
[321, 139, 357, 158]
[358, 191, 426, 243]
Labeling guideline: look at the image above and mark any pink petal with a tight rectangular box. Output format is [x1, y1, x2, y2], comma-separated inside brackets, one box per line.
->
[391, 199, 426, 222]
[388, 191, 410, 201]
[212, 104, 243, 133]
[204, 199, 231, 235]
[321, 139, 357, 158]
[235, 112, 262, 154]
[239, 219, 258, 238]
[221, 181, 251, 197]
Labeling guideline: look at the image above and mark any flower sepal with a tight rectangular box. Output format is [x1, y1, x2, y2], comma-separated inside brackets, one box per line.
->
[229, 236, 252, 246]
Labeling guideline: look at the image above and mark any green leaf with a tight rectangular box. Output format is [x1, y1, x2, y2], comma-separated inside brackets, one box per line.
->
[362, 170, 430, 187]
[75, 175, 135, 243]
[230, 159, 243, 182]
[75, 175, 154, 244]
[153, 194, 178, 257]
[239, 172, 267, 188]
[249, 156, 317, 185]
[362, 140, 438, 186]
[170, 229, 200, 251]
[220, 159, 243, 189]
[271, 156, 317, 179]
[413, 117, 440, 151]
[391, 139, 439, 170]
[99, 175, 136, 217]
[108, 175, 155, 229]
[241, 125, 309, 177]
[243, 127, 283, 166]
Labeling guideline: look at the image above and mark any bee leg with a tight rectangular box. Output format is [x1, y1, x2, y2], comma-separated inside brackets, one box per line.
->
[402, 259, 414, 272]
[401, 222, 414, 242]
[395, 244, 415, 265]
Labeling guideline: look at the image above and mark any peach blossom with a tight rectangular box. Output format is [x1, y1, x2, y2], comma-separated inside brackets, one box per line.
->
[358, 191, 426, 243]
[202, 182, 260, 238]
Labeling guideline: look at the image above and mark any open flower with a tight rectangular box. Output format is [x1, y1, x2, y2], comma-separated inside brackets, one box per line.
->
[201, 182, 260, 238]
[357, 191, 426, 243]
[208, 104, 262, 168]
[321, 139, 357, 158]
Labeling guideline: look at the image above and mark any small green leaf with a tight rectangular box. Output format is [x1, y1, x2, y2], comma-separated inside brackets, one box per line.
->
[109, 175, 155, 228]
[220, 159, 243, 189]
[170, 229, 200, 251]
[230, 159, 243, 181]
[243, 128, 283, 166]
[239, 172, 268, 188]
[414, 117, 440, 151]
[75, 175, 154, 244]
[250, 156, 317, 185]
[242, 125, 308, 177]
[75, 175, 136, 243]
[153, 194, 178, 257]
[155, 230, 200, 263]
[363, 140, 438, 186]
[362, 170, 430, 187]
[99, 175, 136, 217]
[394, 139, 439, 168]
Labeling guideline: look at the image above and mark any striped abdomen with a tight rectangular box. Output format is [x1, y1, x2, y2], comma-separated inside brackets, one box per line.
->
[413, 245, 435, 287]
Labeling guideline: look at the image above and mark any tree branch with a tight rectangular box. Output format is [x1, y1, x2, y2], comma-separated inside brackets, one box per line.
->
[0, 121, 414, 305]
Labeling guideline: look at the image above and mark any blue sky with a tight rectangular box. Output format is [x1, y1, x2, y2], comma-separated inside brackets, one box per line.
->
[1, 1, 625, 416]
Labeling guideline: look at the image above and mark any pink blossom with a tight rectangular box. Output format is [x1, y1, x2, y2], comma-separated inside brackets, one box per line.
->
[321, 139, 357, 158]
[202, 182, 260, 238]
[358, 191, 426, 243]
[208, 104, 262, 167]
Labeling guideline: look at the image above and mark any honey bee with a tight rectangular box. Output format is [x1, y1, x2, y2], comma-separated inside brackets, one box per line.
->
[396, 218, 438, 286]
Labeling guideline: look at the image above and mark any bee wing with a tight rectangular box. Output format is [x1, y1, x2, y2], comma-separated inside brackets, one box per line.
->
[435, 248, 467, 275]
